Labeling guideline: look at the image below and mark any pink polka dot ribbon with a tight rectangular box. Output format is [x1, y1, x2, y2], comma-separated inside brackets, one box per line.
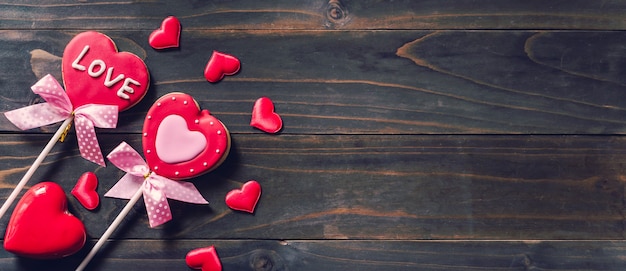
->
[105, 142, 209, 228]
[3, 74, 118, 166]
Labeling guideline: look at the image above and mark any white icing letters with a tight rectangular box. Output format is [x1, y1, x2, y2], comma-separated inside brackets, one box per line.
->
[71, 45, 89, 71]
[104, 68, 124, 87]
[88, 59, 106, 77]
[69, 44, 142, 101]
[117, 78, 140, 100]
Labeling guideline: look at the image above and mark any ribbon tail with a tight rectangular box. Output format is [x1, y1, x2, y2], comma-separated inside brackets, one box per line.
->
[75, 116, 106, 166]
[161, 178, 209, 205]
[4, 103, 69, 130]
[104, 173, 144, 199]
[142, 181, 172, 228]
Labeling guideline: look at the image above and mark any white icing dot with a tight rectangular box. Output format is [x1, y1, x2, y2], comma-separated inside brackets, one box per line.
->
[154, 166, 159, 170]
[216, 149, 220, 153]
[189, 169, 194, 173]
[143, 133, 147, 137]
[175, 171, 179, 176]
[203, 162, 208, 167]
[171, 96, 176, 101]
[146, 149, 151, 154]
[147, 116, 152, 120]
[183, 101, 188, 105]
[194, 119, 199, 124]
[217, 130, 222, 135]
[209, 121, 214, 126]
[157, 103, 161, 107]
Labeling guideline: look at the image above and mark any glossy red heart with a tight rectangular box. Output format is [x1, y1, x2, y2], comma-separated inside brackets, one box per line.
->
[250, 97, 283, 134]
[4, 182, 86, 259]
[71, 172, 99, 210]
[149, 16, 181, 49]
[204, 51, 240, 83]
[225, 180, 261, 213]
[62, 31, 150, 111]
[186, 246, 222, 271]
[143, 93, 231, 180]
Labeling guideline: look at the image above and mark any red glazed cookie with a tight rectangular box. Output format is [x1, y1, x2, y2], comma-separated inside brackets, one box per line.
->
[149, 16, 181, 49]
[4, 182, 86, 259]
[143, 93, 230, 180]
[62, 31, 150, 111]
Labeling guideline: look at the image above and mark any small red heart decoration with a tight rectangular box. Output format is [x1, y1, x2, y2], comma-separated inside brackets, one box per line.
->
[149, 16, 181, 49]
[204, 51, 240, 83]
[225, 180, 261, 213]
[71, 172, 99, 210]
[4, 182, 86, 259]
[62, 31, 150, 111]
[250, 97, 283, 134]
[143, 93, 231, 180]
[186, 246, 222, 271]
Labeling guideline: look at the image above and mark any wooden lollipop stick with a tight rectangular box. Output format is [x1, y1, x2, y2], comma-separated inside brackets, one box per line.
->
[76, 187, 143, 271]
[0, 117, 74, 220]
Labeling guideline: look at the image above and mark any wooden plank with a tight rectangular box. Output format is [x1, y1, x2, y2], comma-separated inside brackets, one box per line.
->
[1, 0, 626, 30]
[0, 30, 624, 135]
[0, 239, 625, 270]
[0, 134, 623, 240]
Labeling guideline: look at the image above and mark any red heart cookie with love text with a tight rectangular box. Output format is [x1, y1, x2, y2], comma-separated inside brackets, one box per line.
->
[186, 246, 223, 271]
[143, 93, 231, 180]
[250, 97, 283, 133]
[62, 31, 150, 111]
[204, 51, 240, 83]
[4, 182, 86, 259]
[71, 172, 99, 210]
[149, 16, 181, 49]
[225, 180, 261, 213]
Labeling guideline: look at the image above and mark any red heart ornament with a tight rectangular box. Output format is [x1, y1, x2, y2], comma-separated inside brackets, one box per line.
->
[225, 180, 261, 213]
[250, 97, 283, 134]
[71, 172, 99, 210]
[4, 182, 86, 259]
[62, 31, 150, 111]
[186, 246, 222, 271]
[204, 51, 240, 83]
[149, 16, 181, 49]
[143, 93, 231, 180]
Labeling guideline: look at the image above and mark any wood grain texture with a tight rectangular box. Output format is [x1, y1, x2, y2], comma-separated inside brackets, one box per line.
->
[0, 134, 623, 241]
[1, 240, 626, 270]
[1, 0, 626, 30]
[0, 30, 624, 135]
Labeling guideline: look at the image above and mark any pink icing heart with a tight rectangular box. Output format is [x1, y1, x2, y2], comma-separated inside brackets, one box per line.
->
[156, 115, 207, 164]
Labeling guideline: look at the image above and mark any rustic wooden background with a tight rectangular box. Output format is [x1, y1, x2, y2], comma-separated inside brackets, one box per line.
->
[0, 0, 625, 270]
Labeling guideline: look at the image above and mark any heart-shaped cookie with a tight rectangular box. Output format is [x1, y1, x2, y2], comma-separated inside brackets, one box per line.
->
[250, 97, 283, 133]
[225, 180, 261, 213]
[71, 172, 99, 210]
[62, 31, 150, 111]
[186, 246, 222, 271]
[149, 16, 181, 49]
[204, 51, 240, 83]
[143, 93, 231, 180]
[4, 182, 86, 259]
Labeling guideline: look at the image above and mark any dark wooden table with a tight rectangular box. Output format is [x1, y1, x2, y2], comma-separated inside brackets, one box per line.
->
[1, 1, 626, 270]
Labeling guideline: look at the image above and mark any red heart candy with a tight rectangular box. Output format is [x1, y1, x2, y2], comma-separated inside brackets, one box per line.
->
[4, 182, 86, 259]
[186, 246, 222, 271]
[204, 51, 240, 83]
[225, 180, 261, 213]
[143, 93, 231, 180]
[71, 172, 99, 210]
[62, 31, 150, 111]
[149, 16, 181, 49]
[250, 97, 283, 134]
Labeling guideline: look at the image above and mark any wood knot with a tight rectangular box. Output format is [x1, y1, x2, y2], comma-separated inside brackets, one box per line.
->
[325, 0, 349, 28]
[249, 249, 287, 271]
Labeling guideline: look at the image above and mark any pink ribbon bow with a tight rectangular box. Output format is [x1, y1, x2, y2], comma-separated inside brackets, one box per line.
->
[105, 142, 209, 228]
[4, 74, 118, 166]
